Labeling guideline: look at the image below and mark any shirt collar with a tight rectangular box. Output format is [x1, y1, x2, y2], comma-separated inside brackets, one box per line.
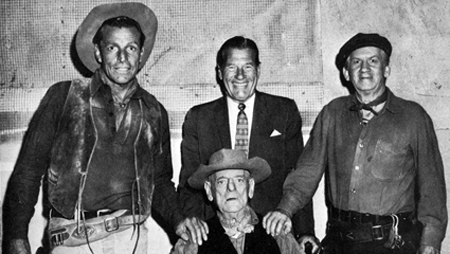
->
[90, 69, 142, 100]
[226, 93, 256, 113]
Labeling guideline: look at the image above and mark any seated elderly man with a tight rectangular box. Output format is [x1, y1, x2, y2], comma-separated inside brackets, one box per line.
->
[173, 149, 302, 254]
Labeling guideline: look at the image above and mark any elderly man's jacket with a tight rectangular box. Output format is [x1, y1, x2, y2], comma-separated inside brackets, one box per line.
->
[178, 91, 314, 237]
[197, 214, 281, 254]
[3, 76, 183, 241]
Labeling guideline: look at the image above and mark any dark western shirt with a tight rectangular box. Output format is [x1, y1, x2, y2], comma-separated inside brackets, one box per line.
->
[277, 88, 447, 249]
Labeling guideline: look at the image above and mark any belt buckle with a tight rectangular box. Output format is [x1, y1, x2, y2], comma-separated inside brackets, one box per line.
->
[104, 217, 120, 232]
[372, 224, 384, 240]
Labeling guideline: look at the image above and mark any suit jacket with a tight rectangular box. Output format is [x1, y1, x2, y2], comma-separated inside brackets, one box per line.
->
[178, 91, 315, 237]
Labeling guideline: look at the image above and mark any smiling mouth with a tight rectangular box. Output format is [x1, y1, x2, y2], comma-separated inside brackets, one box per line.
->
[114, 68, 131, 74]
[233, 83, 249, 88]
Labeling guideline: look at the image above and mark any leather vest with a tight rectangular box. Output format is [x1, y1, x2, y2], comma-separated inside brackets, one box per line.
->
[47, 78, 162, 218]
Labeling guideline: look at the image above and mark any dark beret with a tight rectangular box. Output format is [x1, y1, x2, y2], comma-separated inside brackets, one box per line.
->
[335, 33, 392, 71]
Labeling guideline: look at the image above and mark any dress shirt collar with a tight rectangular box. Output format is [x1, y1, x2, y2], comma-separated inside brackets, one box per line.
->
[226, 94, 256, 117]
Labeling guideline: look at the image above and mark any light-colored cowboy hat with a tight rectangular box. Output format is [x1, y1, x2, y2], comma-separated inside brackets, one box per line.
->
[188, 149, 271, 189]
[75, 2, 158, 72]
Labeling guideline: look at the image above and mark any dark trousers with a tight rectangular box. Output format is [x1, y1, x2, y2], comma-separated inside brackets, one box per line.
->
[321, 218, 422, 254]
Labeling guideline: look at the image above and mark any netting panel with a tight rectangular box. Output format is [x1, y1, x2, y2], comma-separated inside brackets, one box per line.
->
[0, 0, 323, 140]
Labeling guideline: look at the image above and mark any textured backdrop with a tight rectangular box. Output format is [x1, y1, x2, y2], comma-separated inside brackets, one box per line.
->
[0, 0, 323, 140]
[0, 1, 323, 252]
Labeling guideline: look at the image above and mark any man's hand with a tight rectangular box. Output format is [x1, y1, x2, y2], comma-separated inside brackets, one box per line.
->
[5, 239, 31, 254]
[298, 235, 321, 254]
[175, 217, 209, 246]
[262, 210, 292, 236]
[418, 245, 440, 254]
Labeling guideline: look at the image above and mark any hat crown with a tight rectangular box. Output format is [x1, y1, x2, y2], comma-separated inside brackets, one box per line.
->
[335, 32, 392, 70]
[75, 2, 157, 73]
[187, 148, 271, 189]
[209, 149, 248, 168]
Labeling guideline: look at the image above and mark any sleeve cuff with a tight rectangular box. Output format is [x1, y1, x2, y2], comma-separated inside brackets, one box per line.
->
[275, 208, 293, 219]
[420, 225, 446, 251]
[276, 194, 302, 218]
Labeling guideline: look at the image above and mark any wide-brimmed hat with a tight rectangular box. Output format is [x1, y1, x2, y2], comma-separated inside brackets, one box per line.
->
[188, 149, 271, 189]
[75, 2, 158, 72]
[335, 33, 392, 71]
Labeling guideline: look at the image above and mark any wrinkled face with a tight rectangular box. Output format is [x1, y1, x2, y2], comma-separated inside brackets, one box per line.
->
[218, 48, 260, 103]
[204, 169, 254, 216]
[94, 26, 143, 86]
[343, 46, 390, 95]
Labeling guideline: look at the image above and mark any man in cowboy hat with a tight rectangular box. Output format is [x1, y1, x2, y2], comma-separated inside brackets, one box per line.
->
[263, 33, 447, 254]
[2, 2, 207, 254]
[173, 149, 302, 254]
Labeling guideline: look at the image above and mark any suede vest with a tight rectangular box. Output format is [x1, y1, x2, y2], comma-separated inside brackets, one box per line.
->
[197, 214, 281, 254]
[47, 78, 162, 218]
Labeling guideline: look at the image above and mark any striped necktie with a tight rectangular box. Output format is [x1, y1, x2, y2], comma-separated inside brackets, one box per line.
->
[235, 103, 249, 154]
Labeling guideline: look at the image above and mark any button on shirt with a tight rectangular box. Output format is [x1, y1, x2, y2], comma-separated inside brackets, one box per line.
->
[277, 88, 447, 249]
[227, 95, 255, 149]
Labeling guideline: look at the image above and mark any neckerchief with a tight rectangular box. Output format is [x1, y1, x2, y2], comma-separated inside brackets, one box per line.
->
[349, 88, 388, 116]
[218, 206, 258, 239]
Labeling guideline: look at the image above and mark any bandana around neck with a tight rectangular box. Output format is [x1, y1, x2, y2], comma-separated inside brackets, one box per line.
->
[218, 206, 258, 238]
[350, 88, 388, 116]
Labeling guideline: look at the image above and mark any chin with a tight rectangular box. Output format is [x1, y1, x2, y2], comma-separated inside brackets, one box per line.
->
[113, 78, 132, 85]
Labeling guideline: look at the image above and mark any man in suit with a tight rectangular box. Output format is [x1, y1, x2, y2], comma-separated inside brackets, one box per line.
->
[177, 36, 315, 244]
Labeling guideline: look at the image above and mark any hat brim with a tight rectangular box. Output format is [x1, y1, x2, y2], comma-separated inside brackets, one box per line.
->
[75, 2, 157, 73]
[188, 157, 271, 189]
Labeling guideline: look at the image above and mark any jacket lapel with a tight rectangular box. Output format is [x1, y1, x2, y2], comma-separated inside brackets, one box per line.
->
[214, 97, 232, 148]
[249, 92, 270, 157]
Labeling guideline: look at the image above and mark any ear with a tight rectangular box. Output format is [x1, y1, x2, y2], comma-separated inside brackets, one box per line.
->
[94, 44, 102, 64]
[256, 65, 261, 78]
[383, 65, 391, 78]
[343, 67, 350, 81]
[248, 178, 255, 199]
[139, 47, 144, 63]
[217, 67, 223, 80]
[204, 181, 214, 202]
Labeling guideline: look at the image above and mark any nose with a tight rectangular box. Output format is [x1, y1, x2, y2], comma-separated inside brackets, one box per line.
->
[118, 50, 127, 63]
[361, 60, 369, 71]
[235, 68, 245, 80]
[227, 179, 236, 192]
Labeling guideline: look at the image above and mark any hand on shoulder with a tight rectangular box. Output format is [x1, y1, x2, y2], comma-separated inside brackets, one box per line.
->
[262, 210, 292, 236]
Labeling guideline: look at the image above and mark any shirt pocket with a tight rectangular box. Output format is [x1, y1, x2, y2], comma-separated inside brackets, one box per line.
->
[371, 140, 409, 180]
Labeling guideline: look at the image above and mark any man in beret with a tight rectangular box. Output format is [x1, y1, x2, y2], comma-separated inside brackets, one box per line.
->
[263, 33, 447, 254]
[2, 3, 207, 254]
[173, 149, 302, 254]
